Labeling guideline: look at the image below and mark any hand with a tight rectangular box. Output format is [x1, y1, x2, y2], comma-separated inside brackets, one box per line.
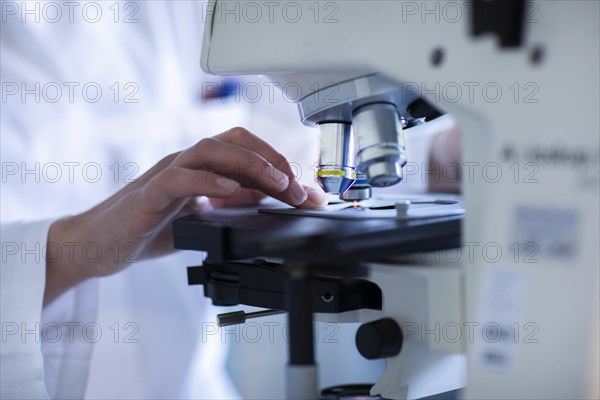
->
[428, 125, 461, 193]
[44, 127, 327, 305]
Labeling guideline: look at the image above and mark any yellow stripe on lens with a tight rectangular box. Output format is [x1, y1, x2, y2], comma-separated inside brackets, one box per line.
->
[317, 170, 357, 179]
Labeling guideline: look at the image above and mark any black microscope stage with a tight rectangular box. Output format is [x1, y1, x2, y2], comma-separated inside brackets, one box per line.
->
[173, 207, 461, 270]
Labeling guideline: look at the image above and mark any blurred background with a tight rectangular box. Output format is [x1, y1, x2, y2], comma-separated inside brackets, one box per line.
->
[1, 1, 455, 398]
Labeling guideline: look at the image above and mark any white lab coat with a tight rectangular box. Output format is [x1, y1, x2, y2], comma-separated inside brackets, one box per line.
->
[1, 1, 445, 398]
[1, 219, 97, 399]
[0, 2, 248, 398]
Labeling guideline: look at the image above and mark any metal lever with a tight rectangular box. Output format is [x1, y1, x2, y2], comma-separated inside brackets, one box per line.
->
[217, 309, 285, 327]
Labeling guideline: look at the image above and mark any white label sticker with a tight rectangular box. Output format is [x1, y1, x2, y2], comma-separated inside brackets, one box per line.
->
[476, 269, 526, 373]
[513, 207, 578, 261]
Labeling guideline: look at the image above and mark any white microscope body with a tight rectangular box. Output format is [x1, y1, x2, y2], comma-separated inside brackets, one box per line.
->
[199, 1, 600, 399]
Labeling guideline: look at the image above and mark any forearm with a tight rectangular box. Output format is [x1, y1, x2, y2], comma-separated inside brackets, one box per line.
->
[44, 216, 91, 305]
[43, 210, 144, 305]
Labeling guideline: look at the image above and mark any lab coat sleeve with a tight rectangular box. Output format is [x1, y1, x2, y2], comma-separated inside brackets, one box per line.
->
[0, 220, 98, 400]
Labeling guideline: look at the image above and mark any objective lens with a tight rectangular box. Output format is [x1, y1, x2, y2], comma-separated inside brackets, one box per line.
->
[316, 123, 357, 194]
[352, 103, 406, 187]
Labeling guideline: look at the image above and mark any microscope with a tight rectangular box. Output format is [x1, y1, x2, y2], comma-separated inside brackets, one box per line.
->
[174, 1, 600, 399]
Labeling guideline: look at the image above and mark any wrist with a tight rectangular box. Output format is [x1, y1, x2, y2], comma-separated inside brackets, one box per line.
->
[44, 215, 92, 305]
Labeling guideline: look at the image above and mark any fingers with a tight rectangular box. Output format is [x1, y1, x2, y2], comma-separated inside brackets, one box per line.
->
[173, 129, 308, 205]
[210, 188, 266, 208]
[215, 128, 308, 205]
[215, 127, 307, 206]
[141, 167, 241, 213]
[296, 185, 328, 209]
[213, 127, 294, 177]
[137, 128, 314, 214]
[209, 186, 326, 209]
[173, 137, 287, 191]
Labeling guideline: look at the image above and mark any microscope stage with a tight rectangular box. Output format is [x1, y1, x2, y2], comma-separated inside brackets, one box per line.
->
[173, 194, 462, 269]
[259, 194, 464, 221]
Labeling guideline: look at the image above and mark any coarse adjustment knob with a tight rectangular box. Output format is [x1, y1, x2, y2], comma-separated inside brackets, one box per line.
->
[355, 318, 403, 360]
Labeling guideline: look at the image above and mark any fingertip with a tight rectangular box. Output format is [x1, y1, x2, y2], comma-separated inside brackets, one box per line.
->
[191, 196, 214, 212]
[297, 186, 328, 209]
[287, 181, 308, 206]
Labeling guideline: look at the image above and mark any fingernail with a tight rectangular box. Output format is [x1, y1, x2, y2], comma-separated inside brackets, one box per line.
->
[194, 196, 214, 212]
[306, 187, 328, 207]
[289, 181, 308, 205]
[267, 165, 289, 190]
[217, 177, 240, 192]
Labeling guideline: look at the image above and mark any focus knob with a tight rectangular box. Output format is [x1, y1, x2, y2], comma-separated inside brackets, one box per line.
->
[355, 318, 403, 360]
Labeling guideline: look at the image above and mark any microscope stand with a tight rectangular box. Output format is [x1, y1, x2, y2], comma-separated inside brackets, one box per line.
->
[174, 208, 461, 399]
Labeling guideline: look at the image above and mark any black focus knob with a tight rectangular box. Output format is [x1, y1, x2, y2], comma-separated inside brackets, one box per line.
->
[356, 318, 403, 360]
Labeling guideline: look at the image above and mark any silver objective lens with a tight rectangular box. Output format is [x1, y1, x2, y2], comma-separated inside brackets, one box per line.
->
[317, 123, 357, 194]
[340, 173, 372, 202]
[352, 103, 407, 187]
